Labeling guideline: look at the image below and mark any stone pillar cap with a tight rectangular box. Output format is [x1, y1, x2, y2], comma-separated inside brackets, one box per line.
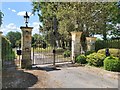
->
[71, 31, 82, 35]
[86, 37, 97, 41]
[20, 26, 33, 29]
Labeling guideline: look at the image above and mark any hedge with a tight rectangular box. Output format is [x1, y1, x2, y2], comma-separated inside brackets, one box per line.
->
[95, 40, 120, 51]
[2, 36, 15, 61]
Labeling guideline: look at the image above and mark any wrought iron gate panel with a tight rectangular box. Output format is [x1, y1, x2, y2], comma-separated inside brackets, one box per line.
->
[33, 46, 72, 65]
[32, 35, 72, 65]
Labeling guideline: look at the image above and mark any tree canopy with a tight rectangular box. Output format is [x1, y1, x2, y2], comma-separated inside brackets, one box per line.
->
[6, 31, 21, 48]
[32, 2, 119, 39]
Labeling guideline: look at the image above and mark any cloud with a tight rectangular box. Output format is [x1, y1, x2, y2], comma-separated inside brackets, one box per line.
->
[8, 8, 11, 10]
[17, 11, 33, 16]
[8, 8, 16, 13]
[11, 9, 16, 12]
[0, 22, 42, 35]
[0, 23, 20, 35]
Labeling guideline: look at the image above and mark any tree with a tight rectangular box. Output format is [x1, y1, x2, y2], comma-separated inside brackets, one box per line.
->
[0, 10, 4, 27]
[32, 2, 119, 43]
[6, 31, 21, 48]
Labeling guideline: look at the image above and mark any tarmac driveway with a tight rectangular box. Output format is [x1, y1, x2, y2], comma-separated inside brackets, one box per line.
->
[44, 65, 118, 88]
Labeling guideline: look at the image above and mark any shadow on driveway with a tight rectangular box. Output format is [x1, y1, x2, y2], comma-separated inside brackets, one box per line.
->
[2, 61, 38, 89]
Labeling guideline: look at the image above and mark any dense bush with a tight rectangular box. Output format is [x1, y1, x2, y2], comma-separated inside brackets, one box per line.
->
[63, 50, 71, 58]
[75, 55, 87, 64]
[86, 53, 106, 67]
[85, 51, 95, 56]
[104, 56, 120, 72]
[97, 48, 120, 57]
[95, 40, 120, 51]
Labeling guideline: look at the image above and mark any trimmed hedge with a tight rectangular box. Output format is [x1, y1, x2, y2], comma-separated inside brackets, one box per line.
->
[97, 48, 120, 57]
[75, 55, 87, 64]
[2, 36, 15, 61]
[95, 40, 120, 51]
[86, 53, 106, 67]
[104, 56, 120, 72]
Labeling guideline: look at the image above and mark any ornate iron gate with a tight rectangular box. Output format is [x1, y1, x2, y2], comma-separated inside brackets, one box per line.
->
[32, 41, 72, 65]
[32, 33, 72, 65]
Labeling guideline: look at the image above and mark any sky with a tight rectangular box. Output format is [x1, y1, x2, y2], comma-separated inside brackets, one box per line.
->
[0, 2, 42, 35]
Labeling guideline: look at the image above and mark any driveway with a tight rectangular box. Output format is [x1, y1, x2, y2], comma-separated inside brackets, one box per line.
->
[47, 67, 118, 88]
[3, 61, 118, 88]
[29, 64, 118, 88]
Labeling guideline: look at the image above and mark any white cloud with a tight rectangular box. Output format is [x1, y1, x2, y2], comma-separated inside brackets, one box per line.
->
[8, 8, 16, 13]
[11, 9, 16, 12]
[17, 11, 33, 16]
[0, 22, 42, 35]
[8, 8, 11, 10]
[0, 23, 20, 35]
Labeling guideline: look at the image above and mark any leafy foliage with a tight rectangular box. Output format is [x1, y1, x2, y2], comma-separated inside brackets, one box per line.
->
[63, 50, 71, 58]
[6, 31, 21, 48]
[32, 2, 119, 41]
[85, 51, 95, 56]
[75, 55, 87, 64]
[104, 56, 120, 72]
[86, 53, 106, 67]
[0, 10, 4, 27]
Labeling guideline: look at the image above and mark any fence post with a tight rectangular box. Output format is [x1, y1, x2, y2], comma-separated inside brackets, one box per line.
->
[0, 31, 3, 90]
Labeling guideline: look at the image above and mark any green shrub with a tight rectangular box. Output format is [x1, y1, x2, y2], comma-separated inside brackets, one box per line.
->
[97, 48, 120, 57]
[63, 50, 71, 58]
[85, 51, 95, 56]
[75, 55, 87, 64]
[86, 53, 106, 67]
[104, 56, 120, 72]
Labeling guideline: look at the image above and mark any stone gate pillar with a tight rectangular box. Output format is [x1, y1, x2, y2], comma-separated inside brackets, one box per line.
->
[86, 37, 96, 51]
[0, 31, 2, 90]
[20, 26, 33, 69]
[71, 31, 82, 63]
